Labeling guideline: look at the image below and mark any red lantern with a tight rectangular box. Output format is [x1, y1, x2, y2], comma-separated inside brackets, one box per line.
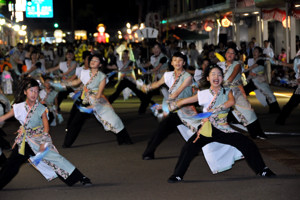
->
[204, 21, 214, 32]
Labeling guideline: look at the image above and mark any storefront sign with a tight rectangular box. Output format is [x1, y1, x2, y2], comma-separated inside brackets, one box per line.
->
[26, 0, 53, 18]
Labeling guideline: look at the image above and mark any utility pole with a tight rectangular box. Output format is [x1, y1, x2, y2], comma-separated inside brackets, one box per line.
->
[70, 0, 74, 42]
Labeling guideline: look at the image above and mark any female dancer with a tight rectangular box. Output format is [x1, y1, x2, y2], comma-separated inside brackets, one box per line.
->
[24, 50, 46, 78]
[62, 54, 132, 147]
[167, 65, 275, 183]
[47, 50, 78, 111]
[275, 50, 300, 125]
[0, 77, 91, 190]
[244, 46, 280, 113]
[39, 76, 63, 126]
[218, 47, 267, 139]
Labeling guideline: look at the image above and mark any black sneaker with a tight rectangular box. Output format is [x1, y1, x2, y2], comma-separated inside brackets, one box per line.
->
[257, 132, 268, 140]
[142, 153, 154, 160]
[259, 167, 276, 177]
[81, 177, 92, 186]
[168, 175, 183, 183]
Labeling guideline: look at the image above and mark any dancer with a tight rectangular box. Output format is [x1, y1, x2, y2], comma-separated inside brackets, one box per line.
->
[218, 47, 267, 139]
[39, 76, 63, 126]
[62, 54, 132, 147]
[244, 46, 280, 113]
[142, 52, 199, 160]
[47, 50, 78, 111]
[167, 65, 276, 183]
[275, 50, 300, 125]
[108, 50, 153, 114]
[0, 77, 91, 190]
[65, 51, 90, 132]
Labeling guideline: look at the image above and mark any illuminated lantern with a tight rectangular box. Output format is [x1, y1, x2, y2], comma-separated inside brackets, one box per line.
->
[221, 16, 231, 27]
[282, 16, 290, 28]
[97, 24, 107, 43]
[204, 21, 214, 32]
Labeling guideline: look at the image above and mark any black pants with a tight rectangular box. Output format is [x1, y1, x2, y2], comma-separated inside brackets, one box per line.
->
[63, 103, 91, 147]
[66, 100, 81, 130]
[0, 143, 84, 189]
[142, 113, 183, 158]
[57, 88, 74, 111]
[276, 90, 300, 123]
[172, 126, 266, 178]
[108, 78, 154, 114]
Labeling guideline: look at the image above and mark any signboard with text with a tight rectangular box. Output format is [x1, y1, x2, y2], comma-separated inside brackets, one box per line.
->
[26, 0, 53, 18]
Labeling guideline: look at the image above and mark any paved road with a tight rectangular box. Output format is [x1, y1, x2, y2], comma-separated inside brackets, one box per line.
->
[1, 86, 300, 200]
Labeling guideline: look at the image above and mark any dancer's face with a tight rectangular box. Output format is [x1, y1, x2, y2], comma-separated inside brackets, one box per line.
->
[90, 56, 101, 69]
[25, 86, 39, 103]
[225, 48, 235, 62]
[171, 56, 185, 71]
[207, 68, 223, 88]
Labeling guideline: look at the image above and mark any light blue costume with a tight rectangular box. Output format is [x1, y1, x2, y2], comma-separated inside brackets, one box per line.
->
[80, 69, 124, 133]
[219, 61, 257, 126]
[13, 101, 75, 180]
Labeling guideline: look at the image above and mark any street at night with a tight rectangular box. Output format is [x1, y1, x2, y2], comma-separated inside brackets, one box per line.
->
[0, 85, 299, 200]
[0, 0, 300, 199]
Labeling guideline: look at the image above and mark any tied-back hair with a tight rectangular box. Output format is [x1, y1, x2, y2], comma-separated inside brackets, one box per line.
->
[199, 64, 226, 94]
[14, 77, 40, 103]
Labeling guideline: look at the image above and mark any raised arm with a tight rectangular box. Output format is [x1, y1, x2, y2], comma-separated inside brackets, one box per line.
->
[62, 62, 77, 77]
[227, 63, 241, 83]
[0, 109, 14, 123]
[176, 94, 198, 107]
[141, 75, 165, 93]
[46, 65, 60, 73]
[169, 76, 192, 99]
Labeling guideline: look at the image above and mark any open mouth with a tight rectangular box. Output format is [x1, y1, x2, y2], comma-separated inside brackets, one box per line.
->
[213, 79, 219, 84]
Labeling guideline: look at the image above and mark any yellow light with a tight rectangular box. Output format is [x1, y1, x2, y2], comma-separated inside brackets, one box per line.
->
[18, 30, 26, 36]
[243, 13, 249, 16]
[249, 91, 292, 98]
[126, 23, 131, 29]
[282, 16, 290, 29]
[252, 11, 259, 15]
[13, 25, 20, 31]
[204, 21, 213, 32]
[0, 19, 5, 26]
[118, 35, 122, 39]
[139, 23, 145, 29]
[132, 25, 139, 31]
[127, 28, 132, 34]
[221, 16, 230, 28]
[217, 19, 221, 26]
[118, 30, 122, 35]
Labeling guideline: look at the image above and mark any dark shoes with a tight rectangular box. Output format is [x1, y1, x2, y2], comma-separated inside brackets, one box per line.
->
[142, 155, 154, 160]
[80, 177, 92, 186]
[168, 175, 183, 183]
[256, 132, 268, 140]
[259, 167, 276, 177]
[116, 129, 133, 145]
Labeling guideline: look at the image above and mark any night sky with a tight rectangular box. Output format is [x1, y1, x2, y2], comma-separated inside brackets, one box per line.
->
[24, 0, 141, 34]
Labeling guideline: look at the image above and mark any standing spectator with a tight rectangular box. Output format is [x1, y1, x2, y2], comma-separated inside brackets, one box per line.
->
[188, 42, 199, 68]
[263, 40, 274, 83]
[11, 43, 26, 75]
[42, 42, 55, 69]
